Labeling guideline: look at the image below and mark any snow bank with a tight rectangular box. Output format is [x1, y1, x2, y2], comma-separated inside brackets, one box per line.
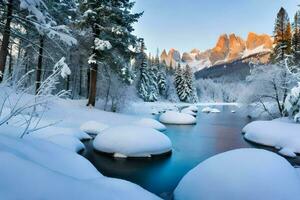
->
[32, 126, 92, 140]
[159, 111, 196, 125]
[174, 148, 300, 200]
[93, 126, 172, 158]
[80, 121, 109, 135]
[0, 135, 161, 200]
[46, 135, 85, 152]
[243, 120, 300, 157]
[201, 107, 221, 113]
[133, 118, 167, 131]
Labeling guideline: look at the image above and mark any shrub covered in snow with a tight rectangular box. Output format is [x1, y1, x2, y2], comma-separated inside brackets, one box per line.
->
[243, 120, 300, 157]
[285, 82, 300, 123]
[159, 111, 196, 125]
[93, 126, 172, 158]
[174, 148, 300, 200]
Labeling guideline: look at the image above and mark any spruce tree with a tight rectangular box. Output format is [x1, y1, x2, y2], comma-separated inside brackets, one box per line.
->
[271, 7, 292, 65]
[79, 0, 142, 106]
[292, 11, 300, 70]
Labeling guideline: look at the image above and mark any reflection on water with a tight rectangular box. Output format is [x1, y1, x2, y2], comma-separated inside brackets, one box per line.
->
[81, 105, 300, 199]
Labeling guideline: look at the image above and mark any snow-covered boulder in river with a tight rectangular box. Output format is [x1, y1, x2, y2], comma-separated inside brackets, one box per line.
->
[201, 107, 221, 113]
[243, 120, 300, 157]
[93, 126, 172, 158]
[80, 121, 109, 135]
[181, 108, 197, 117]
[0, 135, 161, 200]
[159, 111, 197, 125]
[133, 118, 167, 131]
[174, 148, 300, 200]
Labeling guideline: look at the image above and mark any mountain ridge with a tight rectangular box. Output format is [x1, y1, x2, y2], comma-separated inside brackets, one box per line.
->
[160, 32, 273, 71]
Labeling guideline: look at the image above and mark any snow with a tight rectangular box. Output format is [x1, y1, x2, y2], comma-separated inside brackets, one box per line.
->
[174, 148, 300, 200]
[242, 45, 271, 58]
[0, 135, 161, 200]
[46, 135, 85, 152]
[93, 126, 172, 158]
[181, 108, 197, 116]
[243, 120, 300, 155]
[278, 148, 297, 158]
[31, 126, 92, 140]
[186, 105, 198, 112]
[94, 38, 112, 51]
[159, 111, 196, 125]
[80, 121, 109, 135]
[133, 118, 167, 131]
[201, 106, 221, 113]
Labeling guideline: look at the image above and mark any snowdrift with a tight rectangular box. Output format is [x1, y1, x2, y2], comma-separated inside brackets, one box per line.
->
[174, 148, 300, 200]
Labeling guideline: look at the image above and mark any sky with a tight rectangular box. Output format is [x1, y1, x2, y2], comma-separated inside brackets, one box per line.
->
[133, 0, 299, 54]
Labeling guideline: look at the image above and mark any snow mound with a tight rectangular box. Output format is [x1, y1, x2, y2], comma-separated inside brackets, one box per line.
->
[80, 121, 109, 135]
[201, 107, 220, 113]
[46, 135, 85, 153]
[159, 111, 196, 125]
[0, 135, 161, 200]
[93, 126, 172, 157]
[133, 118, 167, 131]
[243, 121, 300, 155]
[174, 148, 300, 200]
[181, 108, 197, 117]
[186, 105, 198, 112]
[32, 126, 92, 140]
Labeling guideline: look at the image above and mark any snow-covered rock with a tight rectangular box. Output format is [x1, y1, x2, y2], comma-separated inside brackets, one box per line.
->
[181, 108, 197, 117]
[0, 135, 161, 200]
[32, 126, 92, 140]
[159, 111, 196, 125]
[201, 107, 221, 113]
[46, 135, 85, 153]
[93, 126, 172, 158]
[243, 120, 300, 155]
[174, 148, 300, 200]
[80, 121, 109, 135]
[186, 105, 198, 112]
[133, 118, 167, 131]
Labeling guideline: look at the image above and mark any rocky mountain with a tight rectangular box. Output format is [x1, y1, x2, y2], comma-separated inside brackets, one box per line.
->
[160, 32, 273, 71]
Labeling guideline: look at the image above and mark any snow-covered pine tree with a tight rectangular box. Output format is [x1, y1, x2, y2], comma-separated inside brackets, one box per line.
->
[271, 7, 292, 65]
[183, 64, 198, 103]
[292, 11, 300, 71]
[79, 0, 142, 106]
[174, 63, 187, 102]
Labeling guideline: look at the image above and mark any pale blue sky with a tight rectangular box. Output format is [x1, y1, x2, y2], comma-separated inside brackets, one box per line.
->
[133, 0, 299, 54]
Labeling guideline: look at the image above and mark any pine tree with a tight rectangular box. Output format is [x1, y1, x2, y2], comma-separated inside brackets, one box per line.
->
[137, 39, 158, 102]
[79, 0, 142, 106]
[271, 7, 292, 65]
[292, 11, 300, 69]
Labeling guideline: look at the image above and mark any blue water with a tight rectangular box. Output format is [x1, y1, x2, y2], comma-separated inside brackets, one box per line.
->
[82, 105, 300, 199]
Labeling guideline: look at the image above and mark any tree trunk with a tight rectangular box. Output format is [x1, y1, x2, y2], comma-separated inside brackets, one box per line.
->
[35, 35, 44, 94]
[86, 59, 98, 107]
[86, 67, 90, 98]
[0, 0, 13, 82]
